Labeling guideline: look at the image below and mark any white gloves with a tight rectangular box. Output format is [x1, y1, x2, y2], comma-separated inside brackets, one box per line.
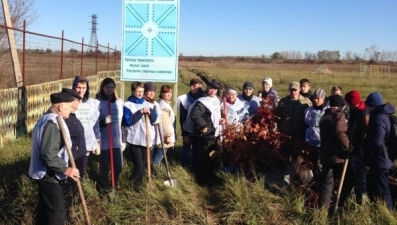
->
[105, 115, 112, 124]
[121, 143, 126, 152]
[93, 141, 101, 155]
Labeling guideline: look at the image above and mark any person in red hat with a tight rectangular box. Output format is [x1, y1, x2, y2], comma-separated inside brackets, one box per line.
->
[341, 90, 369, 205]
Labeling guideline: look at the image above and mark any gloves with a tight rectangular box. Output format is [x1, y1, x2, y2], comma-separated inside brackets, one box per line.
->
[105, 115, 112, 124]
[93, 141, 101, 155]
[121, 143, 126, 152]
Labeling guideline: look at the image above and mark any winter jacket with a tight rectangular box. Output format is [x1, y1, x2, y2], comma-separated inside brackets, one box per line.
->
[29, 111, 71, 183]
[346, 101, 367, 156]
[65, 113, 87, 160]
[123, 95, 157, 147]
[364, 103, 395, 169]
[261, 88, 280, 107]
[319, 107, 350, 164]
[275, 95, 312, 141]
[184, 96, 221, 139]
[304, 103, 329, 147]
[98, 97, 124, 150]
[178, 89, 207, 136]
[158, 99, 176, 148]
[237, 93, 261, 115]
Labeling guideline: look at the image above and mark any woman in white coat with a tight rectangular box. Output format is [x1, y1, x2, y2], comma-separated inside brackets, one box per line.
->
[152, 85, 176, 165]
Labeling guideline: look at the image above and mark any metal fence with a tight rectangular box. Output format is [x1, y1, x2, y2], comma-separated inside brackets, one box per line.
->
[0, 71, 123, 148]
[0, 21, 121, 89]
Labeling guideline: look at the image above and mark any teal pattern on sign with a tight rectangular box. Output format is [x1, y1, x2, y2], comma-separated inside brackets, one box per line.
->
[124, 3, 177, 57]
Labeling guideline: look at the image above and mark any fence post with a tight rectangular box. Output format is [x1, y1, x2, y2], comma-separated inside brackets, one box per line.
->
[114, 46, 117, 70]
[60, 30, 64, 80]
[22, 20, 26, 86]
[107, 43, 110, 71]
[95, 40, 98, 74]
[81, 38, 84, 76]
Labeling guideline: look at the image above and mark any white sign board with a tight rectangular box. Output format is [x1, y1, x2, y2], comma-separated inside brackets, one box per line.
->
[121, 0, 180, 82]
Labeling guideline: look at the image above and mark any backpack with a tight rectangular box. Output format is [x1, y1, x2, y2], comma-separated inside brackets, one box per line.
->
[383, 114, 397, 161]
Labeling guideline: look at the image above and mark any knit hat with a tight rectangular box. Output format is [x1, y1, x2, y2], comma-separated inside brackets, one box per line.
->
[262, 77, 273, 87]
[344, 90, 361, 106]
[365, 92, 383, 107]
[207, 80, 221, 89]
[50, 92, 76, 104]
[289, 81, 300, 90]
[313, 88, 325, 99]
[144, 82, 156, 92]
[329, 95, 345, 107]
[243, 81, 254, 90]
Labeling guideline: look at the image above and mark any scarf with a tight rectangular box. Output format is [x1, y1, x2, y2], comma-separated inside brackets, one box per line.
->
[144, 95, 155, 103]
[241, 92, 254, 101]
[128, 95, 145, 104]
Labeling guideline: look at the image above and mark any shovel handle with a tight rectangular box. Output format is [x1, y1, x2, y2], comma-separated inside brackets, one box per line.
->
[333, 158, 349, 215]
[56, 116, 91, 225]
[145, 114, 152, 190]
[107, 100, 115, 189]
[157, 124, 173, 184]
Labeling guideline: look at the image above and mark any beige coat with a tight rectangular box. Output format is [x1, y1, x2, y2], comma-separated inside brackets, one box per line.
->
[158, 100, 175, 149]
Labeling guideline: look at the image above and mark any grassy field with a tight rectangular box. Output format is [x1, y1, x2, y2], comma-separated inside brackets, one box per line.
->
[180, 61, 397, 106]
[1, 61, 397, 224]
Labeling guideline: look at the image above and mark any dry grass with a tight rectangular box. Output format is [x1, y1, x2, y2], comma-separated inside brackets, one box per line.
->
[180, 60, 397, 106]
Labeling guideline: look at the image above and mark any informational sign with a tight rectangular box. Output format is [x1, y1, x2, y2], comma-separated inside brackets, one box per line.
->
[121, 0, 180, 82]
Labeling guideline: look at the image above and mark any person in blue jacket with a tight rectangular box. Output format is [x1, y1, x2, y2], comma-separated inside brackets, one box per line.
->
[364, 91, 395, 210]
[123, 81, 157, 188]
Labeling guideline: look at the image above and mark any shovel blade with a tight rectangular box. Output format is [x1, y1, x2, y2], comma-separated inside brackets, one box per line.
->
[164, 179, 178, 188]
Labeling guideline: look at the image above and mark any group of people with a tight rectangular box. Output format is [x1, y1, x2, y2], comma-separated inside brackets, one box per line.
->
[179, 77, 396, 214]
[28, 76, 177, 224]
[28, 75, 395, 223]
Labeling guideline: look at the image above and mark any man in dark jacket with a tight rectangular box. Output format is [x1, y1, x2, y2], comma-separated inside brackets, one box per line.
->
[178, 78, 206, 167]
[318, 95, 351, 213]
[364, 91, 394, 210]
[342, 90, 368, 205]
[275, 81, 312, 141]
[183, 80, 225, 185]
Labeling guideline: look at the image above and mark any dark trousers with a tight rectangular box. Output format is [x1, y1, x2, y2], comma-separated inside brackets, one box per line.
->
[341, 155, 367, 205]
[35, 180, 66, 225]
[309, 146, 321, 179]
[367, 167, 393, 210]
[99, 148, 123, 189]
[191, 136, 217, 185]
[75, 153, 89, 179]
[319, 162, 353, 209]
[181, 141, 192, 168]
[129, 144, 148, 186]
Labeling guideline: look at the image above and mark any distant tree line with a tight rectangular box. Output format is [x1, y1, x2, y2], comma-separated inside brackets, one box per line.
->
[271, 45, 397, 62]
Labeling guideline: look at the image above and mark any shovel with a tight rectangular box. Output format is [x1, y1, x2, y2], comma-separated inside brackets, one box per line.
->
[156, 124, 178, 188]
[333, 158, 349, 216]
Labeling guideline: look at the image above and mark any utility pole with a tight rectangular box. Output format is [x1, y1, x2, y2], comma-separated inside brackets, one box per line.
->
[1, 0, 23, 87]
[87, 14, 98, 52]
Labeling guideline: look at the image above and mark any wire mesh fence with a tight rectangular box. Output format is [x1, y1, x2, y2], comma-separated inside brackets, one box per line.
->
[0, 22, 120, 89]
